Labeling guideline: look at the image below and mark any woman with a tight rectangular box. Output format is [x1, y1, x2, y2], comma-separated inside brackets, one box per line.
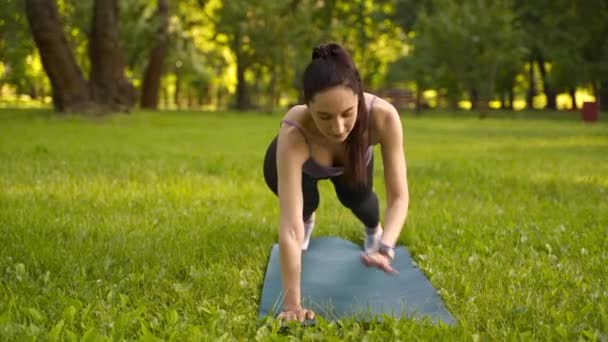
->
[263, 43, 409, 322]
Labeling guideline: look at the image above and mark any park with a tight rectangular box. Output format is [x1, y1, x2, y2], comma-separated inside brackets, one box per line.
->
[1, 0, 607, 340]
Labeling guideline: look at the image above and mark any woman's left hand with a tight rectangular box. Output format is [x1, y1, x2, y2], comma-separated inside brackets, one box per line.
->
[360, 252, 399, 275]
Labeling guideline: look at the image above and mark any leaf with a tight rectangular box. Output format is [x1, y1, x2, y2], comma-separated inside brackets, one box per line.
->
[15, 263, 26, 280]
[26, 307, 44, 322]
[0, 308, 11, 324]
[119, 293, 129, 308]
[139, 319, 161, 342]
[63, 329, 79, 342]
[81, 327, 105, 342]
[172, 282, 192, 293]
[166, 309, 178, 325]
[581, 330, 597, 340]
[63, 305, 77, 324]
[47, 319, 65, 341]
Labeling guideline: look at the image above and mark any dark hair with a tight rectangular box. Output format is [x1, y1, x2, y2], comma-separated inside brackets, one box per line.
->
[302, 43, 369, 188]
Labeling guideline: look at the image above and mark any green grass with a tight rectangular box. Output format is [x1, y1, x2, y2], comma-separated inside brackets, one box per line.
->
[1, 108, 607, 341]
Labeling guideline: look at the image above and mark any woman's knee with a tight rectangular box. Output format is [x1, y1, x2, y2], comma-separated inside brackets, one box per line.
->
[346, 191, 379, 228]
[336, 186, 374, 209]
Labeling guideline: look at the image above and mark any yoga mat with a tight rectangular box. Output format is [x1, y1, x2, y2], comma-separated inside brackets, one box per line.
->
[258, 237, 456, 325]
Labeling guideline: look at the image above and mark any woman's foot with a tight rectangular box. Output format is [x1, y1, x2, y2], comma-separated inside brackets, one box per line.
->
[302, 213, 315, 251]
[364, 226, 383, 254]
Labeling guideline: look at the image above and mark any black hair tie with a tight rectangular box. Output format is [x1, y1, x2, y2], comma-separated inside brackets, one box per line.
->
[313, 45, 330, 60]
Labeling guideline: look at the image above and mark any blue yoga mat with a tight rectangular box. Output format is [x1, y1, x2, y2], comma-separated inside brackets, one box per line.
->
[258, 237, 456, 324]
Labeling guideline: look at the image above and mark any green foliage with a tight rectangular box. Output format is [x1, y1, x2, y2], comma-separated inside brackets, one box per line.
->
[0, 0, 39, 90]
[1, 109, 607, 339]
[120, 0, 159, 74]
[514, 0, 608, 100]
[4, 0, 607, 110]
[411, 0, 525, 105]
[56, 0, 93, 74]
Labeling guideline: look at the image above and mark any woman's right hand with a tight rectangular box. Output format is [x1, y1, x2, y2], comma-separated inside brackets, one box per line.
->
[277, 305, 316, 322]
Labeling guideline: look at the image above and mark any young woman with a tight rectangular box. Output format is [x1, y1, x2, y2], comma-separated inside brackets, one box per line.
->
[263, 43, 409, 322]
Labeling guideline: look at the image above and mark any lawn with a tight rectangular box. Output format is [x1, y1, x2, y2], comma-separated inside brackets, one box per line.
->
[0, 108, 607, 340]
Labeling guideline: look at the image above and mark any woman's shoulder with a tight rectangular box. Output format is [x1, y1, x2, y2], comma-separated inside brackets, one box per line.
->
[366, 92, 401, 133]
[366, 92, 398, 117]
[281, 104, 309, 124]
[277, 105, 310, 157]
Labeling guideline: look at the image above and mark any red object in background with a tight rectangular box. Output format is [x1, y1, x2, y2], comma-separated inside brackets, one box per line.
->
[581, 102, 599, 122]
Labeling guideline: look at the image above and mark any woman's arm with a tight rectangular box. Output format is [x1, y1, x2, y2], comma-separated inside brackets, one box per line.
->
[378, 104, 409, 247]
[276, 124, 309, 311]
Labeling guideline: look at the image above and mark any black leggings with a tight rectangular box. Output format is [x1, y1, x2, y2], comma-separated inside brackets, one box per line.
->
[263, 136, 379, 228]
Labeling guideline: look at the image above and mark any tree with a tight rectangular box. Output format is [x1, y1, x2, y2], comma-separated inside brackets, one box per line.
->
[140, 0, 170, 109]
[24, 0, 135, 113]
[574, 0, 608, 110]
[514, 0, 581, 110]
[212, 0, 318, 110]
[24, 0, 93, 112]
[89, 0, 136, 111]
[412, 0, 524, 113]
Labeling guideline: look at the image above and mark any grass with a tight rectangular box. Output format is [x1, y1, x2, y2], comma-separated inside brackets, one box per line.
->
[0, 108, 607, 341]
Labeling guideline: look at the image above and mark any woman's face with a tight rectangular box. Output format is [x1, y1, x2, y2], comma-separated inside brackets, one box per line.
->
[308, 85, 358, 143]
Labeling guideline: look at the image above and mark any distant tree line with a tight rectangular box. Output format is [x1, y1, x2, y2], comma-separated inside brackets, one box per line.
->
[0, 0, 606, 113]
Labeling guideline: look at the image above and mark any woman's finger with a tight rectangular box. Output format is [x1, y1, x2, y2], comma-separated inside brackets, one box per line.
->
[296, 309, 307, 322]
[305, 309, 316, 320]
[360, 252, 373, 266]
[361, 252, 399, 274]
[278, 311, 294, 321]
[381, 262, 399, 274]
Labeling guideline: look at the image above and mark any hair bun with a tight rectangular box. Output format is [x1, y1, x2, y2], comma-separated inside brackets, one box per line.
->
[312, 45, 330, 60]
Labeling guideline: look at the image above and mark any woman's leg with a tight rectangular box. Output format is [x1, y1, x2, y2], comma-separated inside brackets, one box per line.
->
[263, 136, 319, 222]
[330, 155, 379, 230]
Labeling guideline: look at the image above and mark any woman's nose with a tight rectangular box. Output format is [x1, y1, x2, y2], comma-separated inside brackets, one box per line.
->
[331, 120, 344, 134]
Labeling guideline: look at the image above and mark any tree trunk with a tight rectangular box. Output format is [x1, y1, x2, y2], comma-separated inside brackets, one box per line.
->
[174, 72, 181, 109]
[569, 87, 577, 110]
[198, 86, 205, 107]
[470, 88, 478, 111]
[234, 27, 250, 110]
[24, 0, 93, 112]
[235, 56, 249, 110]
[483, 63, 498, 114]
[89, 0, 136, 112]
[29, 84, 38, 100]
[500, 92, 506, 109]
[187, 88, 194, 109]
[536, 55, 556, 110]
[251, 67, 262, 108]
[507, 86, 514, 110]
[269, 67, 277, 109]
[474, 88, 490, 118]
[600, 80, 608, 111]
[591, 81, 598, 100]
[163, 84, 169, 109]
[526, 58, 536, 110]
[140, 0, 169, 109]
[415, 81, 423, 113]
[40, 86, 47, 104]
